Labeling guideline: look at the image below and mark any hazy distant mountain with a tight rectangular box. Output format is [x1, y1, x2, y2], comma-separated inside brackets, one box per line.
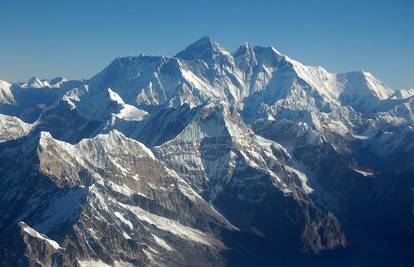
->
[0, 37, 413, 267]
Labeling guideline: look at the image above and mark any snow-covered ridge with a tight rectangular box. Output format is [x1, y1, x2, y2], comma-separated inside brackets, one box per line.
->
[38, 129, 156, 166]
[78, 36, 398, 115]
[20, 76, 67, 89]
[61, 86, 147, 122]
[120, 203, 222, 248]
[1, 36, 400, 112]
[0, 114, 34, 143]
[390, 88, 414, 100]
[19, 222, 61, 250]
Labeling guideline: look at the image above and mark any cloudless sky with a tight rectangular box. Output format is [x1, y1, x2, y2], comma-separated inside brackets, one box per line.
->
[0, 0, 413, 89]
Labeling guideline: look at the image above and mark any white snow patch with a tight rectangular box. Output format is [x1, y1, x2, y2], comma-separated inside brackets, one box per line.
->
[114, 211, 133, 229]
[108, 182, 134, 197]
[108, 88, 125, 105]
[352, 134, 369, 140]
[151, 233, 174, 251]
[116, 104, 148, 121]
[120, 203, 219, 247]
[77, 260, 111, 267]
[326, 120, 349, 135]
[285, 166, 314, 194]
[391, 88, 414, 100]
[142, 248, 157, 264]
[78, 259, 135, 266]
[136, 142, 156, 160]
[114, 261, 135, 267]
[180, 65, 215, 96]
[122, 231, 132, 239]
[20, 223, 61, 250]
[353, 169, 374, 177]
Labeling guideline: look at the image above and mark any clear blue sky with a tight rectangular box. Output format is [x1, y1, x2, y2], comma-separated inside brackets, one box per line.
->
[0, 0, 413, 89]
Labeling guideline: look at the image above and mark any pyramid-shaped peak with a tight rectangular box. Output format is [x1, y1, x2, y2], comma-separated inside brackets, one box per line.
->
[242, 41, 255, 49]
[233, 42, 286, 69]
[24, 76, 50, 88]
[188, 36, 222, 49]
[175, 36, 230, 61]
[197, 35, 215, 43]
[28, 76, 41, 85]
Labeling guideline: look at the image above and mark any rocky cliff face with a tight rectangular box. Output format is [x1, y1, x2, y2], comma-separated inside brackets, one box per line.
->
[0, 37, 413, 266]
[0, 131, 232, 266]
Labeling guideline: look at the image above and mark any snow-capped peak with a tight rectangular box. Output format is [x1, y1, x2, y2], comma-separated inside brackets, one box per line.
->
[23, 77, 50, 88]
[0, 80, 16, 105]
[270, 46, 284, 57]
[48, 76, 67, 88]
[107, 88, 125, 105]
[334, 70, 395, 111]
[233, 43, 284, 64]
[390, 88, 414, 100]
[359, 71, 394, 99]
[175, 36, 231, 61]
[0, 80, 12, 88]
[237, 42, 257, 54]
[19, 76, 66, 89]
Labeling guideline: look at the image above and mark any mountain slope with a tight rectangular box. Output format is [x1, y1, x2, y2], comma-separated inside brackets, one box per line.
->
[154, 102, 346, 253]
[0, 37, 413, 266]
[0, 130, 233, 266]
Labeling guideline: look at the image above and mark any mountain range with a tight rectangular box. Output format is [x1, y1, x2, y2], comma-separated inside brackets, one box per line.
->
[0, 36, 413, 267]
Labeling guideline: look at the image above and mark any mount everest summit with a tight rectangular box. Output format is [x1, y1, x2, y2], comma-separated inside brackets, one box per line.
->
[0, 36, 413, 267]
